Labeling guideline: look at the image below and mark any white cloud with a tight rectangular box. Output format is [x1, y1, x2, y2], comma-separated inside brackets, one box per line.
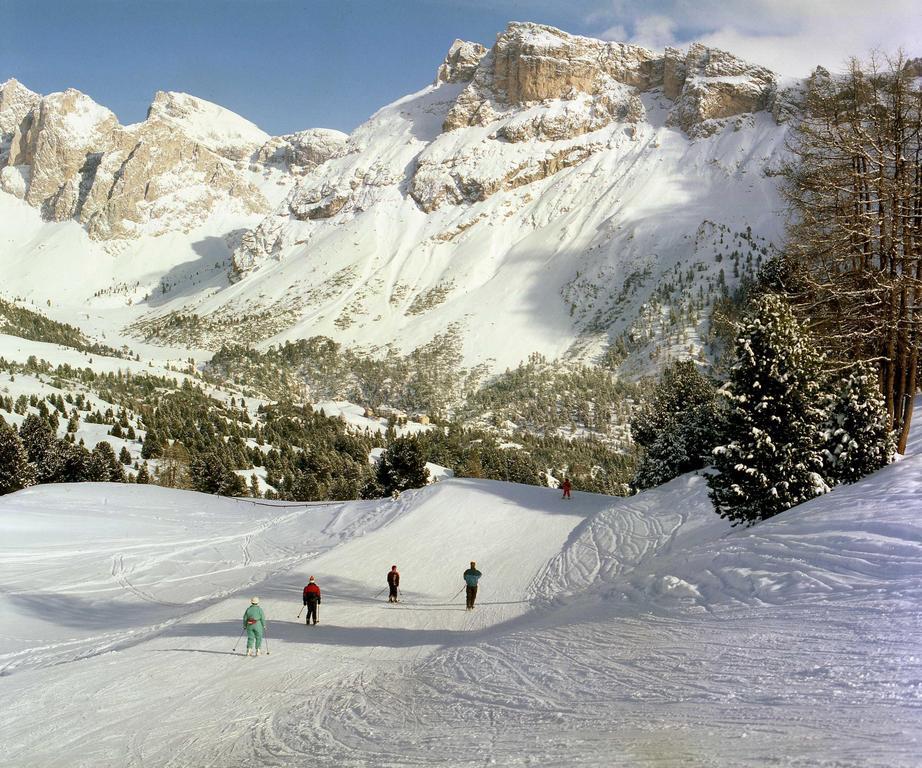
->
[631, 14, 677, 50]
[587, 0, 921, 77]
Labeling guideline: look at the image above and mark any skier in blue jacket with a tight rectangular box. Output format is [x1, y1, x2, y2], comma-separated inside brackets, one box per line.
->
[463, 561, 482, 610]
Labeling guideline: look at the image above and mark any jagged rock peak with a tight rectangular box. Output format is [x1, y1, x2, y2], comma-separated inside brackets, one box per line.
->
[492, 22, 659, 101]
[0, 78, 40, 138]
[664, 43, 777, 134]
[442, 22, 657, 134]
[442, 22, 779, 137]
[0, 84, 271, 238]
[146, 90, 270, 161]
[435, 40, 488, 84]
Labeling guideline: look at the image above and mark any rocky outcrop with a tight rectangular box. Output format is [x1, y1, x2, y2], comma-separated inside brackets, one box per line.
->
[442, 24, 778, 140]
[492, 23, 658, 102]
[495, 88, 645, 142]
[0, 79, 41, 198]
[409, 136, 604, 213]
[8, 89, 122, 220]
[435, 40, 488, 85]
[444, 23, 658, 132]
[288, 181, 350, 220]
[0, 79, 40, 152]
[256, 128, 349, 174]
[146, 90, 269, 161]
[665, 44, 777, 134]
[79, 118, 268, 239]
[1, 86, 276, 238]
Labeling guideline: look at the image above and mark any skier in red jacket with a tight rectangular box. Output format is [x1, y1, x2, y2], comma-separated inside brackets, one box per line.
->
[302, 576, 321, 625]
[387, 565, 400, 603]
[561, 477, 572, 500]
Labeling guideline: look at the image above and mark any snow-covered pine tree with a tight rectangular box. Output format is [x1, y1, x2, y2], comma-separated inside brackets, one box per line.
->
[0, 417, 34, 494]
[632, 360, 724, 489]
[822, 362, 896, 484]
[374, 436, 429, 497]
[708, 294, 828, 525]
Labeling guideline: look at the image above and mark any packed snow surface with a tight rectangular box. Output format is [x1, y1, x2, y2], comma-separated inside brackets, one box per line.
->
[3, 455, 922, 766]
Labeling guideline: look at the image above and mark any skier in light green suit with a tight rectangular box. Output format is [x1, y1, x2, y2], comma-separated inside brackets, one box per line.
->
[243, 597, 266, 656]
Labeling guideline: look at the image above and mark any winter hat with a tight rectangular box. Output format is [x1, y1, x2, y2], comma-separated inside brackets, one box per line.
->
[309, 576, 315, 582]
[391, 565, 397, 570]
[470, 561, 476, 568]
[251, 597, 259, 605]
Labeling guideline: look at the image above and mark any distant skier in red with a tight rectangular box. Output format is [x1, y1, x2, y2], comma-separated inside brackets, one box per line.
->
[387, 565, 400, 602]
[302, 576, 321, 625]
[561, 477, 572, 500]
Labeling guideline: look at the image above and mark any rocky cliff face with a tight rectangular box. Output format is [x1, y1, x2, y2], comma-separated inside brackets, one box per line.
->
[0, 87, 292, 238]
[402, 23, 780, 212]
[256, 128, 349, 175]
[435, 40, 488, 85]
[0, 79, 40, 157]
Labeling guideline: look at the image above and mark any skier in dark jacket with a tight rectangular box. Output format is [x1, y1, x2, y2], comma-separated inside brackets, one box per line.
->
[302, 576, 321, 625]
[387, 565, 400, 603]
[463, 561, 482, 610]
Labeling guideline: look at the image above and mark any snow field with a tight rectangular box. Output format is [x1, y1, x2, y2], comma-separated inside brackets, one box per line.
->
[2, 457, 922, 765]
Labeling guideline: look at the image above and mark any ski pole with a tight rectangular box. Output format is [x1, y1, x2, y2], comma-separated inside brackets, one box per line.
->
[263, 626, 270, 656]
[373, 587, 386, 599]
[232, 627, 246, 652]
[451, 585, 465, 600]
[297, 605, 304, 619]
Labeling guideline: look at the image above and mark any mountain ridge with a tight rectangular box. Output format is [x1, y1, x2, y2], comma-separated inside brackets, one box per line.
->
[1, 22, 797, 375]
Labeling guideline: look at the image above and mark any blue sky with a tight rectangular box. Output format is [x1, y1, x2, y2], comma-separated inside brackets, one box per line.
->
[1, 0, 918, 135]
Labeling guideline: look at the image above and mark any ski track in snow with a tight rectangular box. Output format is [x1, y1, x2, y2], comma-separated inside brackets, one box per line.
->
[3, 466, 922, 766]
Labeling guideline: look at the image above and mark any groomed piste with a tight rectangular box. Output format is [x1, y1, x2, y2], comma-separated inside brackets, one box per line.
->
[3, 454, 922, 766]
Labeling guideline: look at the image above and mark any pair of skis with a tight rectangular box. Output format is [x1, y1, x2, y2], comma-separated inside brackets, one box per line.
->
[232, 627, 270, 655]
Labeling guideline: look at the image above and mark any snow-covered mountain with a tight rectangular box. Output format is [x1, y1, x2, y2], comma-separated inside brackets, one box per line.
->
[3, 424, 921, 765]
[0, 22, 800, 373]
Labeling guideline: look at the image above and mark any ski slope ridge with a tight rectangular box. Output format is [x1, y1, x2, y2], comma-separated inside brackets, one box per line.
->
[3, 463, 922, 766]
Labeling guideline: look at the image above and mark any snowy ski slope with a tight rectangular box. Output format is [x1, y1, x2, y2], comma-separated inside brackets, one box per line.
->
[3, 451, 922, 766]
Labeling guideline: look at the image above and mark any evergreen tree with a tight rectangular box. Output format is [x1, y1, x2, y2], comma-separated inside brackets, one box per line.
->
[632, 360, 724, 489]
[190, 450, 247, 496]
[374, 436, 429, 497]
[19, 413, 68, 483]
[822, 363, 896, 484]
[136, 463, 151, 484]
[59, 442, 92, 482]
[0, 418, 34, 494]
[708, 294, 828, 525]
[119, 446, 132, 465]
[88, 441, 126, 483]
[141, 429, 163, 460]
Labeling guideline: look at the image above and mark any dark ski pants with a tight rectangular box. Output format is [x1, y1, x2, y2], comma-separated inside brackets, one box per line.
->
[465, 585, 478, 610]
[305, 602, 319, 625]
[389, 585, 398, 602]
